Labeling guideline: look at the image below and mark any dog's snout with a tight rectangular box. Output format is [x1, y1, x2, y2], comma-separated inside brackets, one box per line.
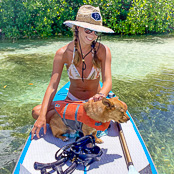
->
[124, 114, 130, 121]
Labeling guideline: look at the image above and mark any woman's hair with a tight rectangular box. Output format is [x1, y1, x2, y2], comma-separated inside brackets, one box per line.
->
[73, 27, 81, 65]
[73, 26, 101, 68]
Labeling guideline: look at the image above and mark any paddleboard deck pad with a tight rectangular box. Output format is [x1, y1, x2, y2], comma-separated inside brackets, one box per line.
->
[13, 82, 158, 174]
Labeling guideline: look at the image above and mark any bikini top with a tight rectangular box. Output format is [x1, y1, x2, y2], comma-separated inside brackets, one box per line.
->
[67, 48, 101, 80]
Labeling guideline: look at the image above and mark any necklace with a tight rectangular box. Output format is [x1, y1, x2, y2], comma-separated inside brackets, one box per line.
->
[82, 47, 91, 56]
[78, 40, 92, 82]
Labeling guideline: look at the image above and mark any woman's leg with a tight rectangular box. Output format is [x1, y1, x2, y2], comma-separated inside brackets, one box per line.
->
[32, 102, 56, 123]
[32, 92, 83, 124]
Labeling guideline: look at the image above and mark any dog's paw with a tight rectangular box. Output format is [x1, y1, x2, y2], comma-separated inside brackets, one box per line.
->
[62, 137, 69, 142]
[95, 138, 104, 144]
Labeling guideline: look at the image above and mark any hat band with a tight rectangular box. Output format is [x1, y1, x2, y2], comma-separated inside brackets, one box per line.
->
[76, 15, 102, 26]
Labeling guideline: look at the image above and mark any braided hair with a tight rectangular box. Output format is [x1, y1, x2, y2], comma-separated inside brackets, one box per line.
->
[73, 26, 81, 66]
[91, 40, 101, 68]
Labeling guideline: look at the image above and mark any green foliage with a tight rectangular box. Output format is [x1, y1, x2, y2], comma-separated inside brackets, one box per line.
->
[122, 0, 174, 34]
[51, 0, 83, 36]
[0, 0, 59, 39]
[0, 0, 173, 39]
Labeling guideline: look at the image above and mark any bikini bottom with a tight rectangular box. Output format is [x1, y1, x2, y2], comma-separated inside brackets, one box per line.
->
[67, 91, 88, 102]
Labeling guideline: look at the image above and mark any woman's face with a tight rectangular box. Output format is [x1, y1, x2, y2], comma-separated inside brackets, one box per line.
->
[78, 27, 98, 45]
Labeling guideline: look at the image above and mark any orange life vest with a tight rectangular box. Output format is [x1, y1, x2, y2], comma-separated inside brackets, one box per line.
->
[55, 100, 110, 131]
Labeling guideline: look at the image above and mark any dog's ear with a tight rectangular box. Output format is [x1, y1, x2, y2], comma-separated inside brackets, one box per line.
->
[102, 98, 115, 110]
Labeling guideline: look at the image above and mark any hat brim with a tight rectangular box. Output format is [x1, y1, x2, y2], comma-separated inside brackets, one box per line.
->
[64, 21, 114, 33]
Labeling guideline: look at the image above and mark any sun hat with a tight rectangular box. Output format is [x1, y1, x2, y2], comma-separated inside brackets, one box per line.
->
[63, 5, 114, 33]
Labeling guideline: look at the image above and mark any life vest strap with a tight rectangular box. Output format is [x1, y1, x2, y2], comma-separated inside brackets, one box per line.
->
[62, 104, 69, 126]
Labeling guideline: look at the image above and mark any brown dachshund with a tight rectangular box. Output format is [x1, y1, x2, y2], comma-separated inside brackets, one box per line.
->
[50, 97, 129, 143]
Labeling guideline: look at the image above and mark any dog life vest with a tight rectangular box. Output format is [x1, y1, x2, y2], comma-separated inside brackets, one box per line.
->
[54, 100, 110, 132]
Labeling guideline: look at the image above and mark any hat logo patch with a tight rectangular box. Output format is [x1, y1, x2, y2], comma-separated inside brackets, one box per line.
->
[91, 12, 101, 21]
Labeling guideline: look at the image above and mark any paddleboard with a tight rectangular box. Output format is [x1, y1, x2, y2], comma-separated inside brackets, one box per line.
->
[13, 81, 158, 174]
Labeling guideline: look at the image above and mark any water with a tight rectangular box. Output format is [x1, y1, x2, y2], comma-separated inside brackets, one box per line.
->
[0, 35, 174, 173]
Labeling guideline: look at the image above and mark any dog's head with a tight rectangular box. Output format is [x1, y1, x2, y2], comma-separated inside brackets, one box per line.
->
[102, 97, 130, 123]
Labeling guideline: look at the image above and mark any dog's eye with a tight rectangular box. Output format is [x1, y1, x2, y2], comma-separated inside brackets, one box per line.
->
[110, 105, 115, 110]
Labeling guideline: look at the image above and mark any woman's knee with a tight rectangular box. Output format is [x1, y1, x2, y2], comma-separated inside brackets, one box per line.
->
[32, 104, 41, 120]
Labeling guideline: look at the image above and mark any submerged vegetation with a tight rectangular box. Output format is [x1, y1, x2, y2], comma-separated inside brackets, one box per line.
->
[0, 36, 174, 173]
[0, 0, 173, 40]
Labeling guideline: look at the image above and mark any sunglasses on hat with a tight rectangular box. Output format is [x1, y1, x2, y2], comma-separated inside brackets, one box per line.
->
[84, 28, 101, 36]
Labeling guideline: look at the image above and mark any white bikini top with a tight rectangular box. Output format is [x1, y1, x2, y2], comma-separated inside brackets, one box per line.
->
[67, 48, 101, 80]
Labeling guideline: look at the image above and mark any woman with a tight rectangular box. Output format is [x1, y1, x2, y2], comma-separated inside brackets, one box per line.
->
[31, 5, 114, 139]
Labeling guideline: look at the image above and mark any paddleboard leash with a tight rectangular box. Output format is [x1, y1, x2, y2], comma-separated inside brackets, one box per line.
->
[34, 135, 103, 174]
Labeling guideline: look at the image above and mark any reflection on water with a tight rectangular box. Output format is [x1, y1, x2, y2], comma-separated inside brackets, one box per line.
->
[0, 35, 174, 173]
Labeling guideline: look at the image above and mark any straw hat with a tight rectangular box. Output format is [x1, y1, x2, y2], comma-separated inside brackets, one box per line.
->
[63, 5, 114, 33]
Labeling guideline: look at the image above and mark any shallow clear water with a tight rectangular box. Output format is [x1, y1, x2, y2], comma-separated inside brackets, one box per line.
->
[0, 35, 173, 173]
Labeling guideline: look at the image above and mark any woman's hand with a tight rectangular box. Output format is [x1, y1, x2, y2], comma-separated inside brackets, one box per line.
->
[89, 93, 106, 102]
[31, 116, 47, 140]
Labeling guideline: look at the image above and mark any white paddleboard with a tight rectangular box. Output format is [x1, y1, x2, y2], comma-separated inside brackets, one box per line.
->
[13, 82, 158, 174]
